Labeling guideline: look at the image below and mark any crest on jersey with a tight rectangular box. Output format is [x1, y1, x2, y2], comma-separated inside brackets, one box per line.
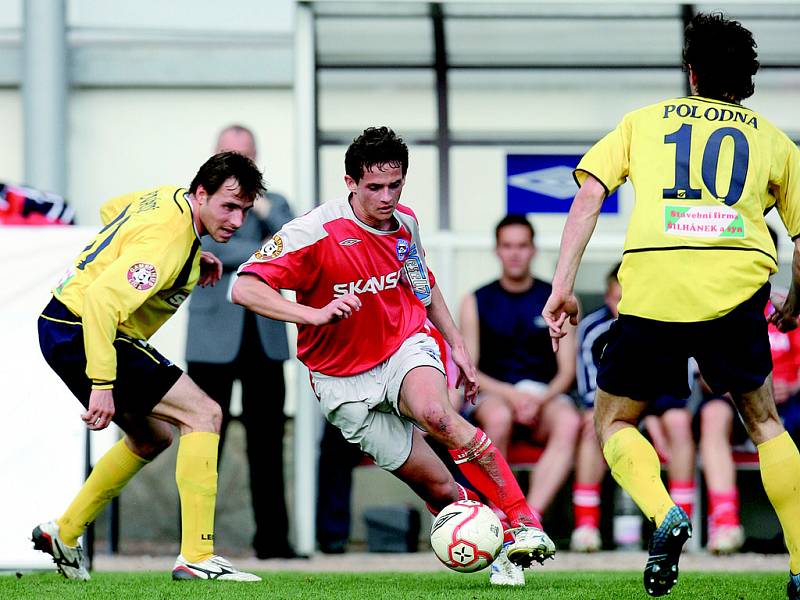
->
[396, 238, 410, 261]
[254, 234, 284, 260]
[127, 263, 157, 291]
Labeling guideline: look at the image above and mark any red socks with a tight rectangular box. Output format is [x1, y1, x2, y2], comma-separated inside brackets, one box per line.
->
[573, 482, 602, 529]
[708, 488, 741, 532]
[669, 479, 696, 518]
[448, 428, 541, 529]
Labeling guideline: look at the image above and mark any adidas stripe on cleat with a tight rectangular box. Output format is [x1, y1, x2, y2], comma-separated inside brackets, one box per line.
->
[31, 521, 90, 581]
[172, 554, 261, 581]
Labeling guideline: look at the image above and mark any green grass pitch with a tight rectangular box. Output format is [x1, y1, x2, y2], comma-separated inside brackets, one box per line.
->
[0, 571, 790, 599]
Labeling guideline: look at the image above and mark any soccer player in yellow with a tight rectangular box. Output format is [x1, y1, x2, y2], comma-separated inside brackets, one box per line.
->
[33, 152, 265, 582]
[543, 13, 800, 599]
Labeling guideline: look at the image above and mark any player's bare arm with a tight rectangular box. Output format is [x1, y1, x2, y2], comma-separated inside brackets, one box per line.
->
[543, 175, 606, 351]
[769, 238, 800, 333]
[197, 251, 223, 287]
[231, 273, 361, 326]
[427, 285, 479, 403]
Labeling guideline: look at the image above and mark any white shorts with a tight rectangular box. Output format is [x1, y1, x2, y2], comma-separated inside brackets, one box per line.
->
[310, 332, 445, 471]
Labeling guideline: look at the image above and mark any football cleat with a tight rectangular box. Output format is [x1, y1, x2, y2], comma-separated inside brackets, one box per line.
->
[489, 542, 525, 586]
[788, 571, 800, 600]
[643, 506, 692, 597]
[505, 525, 556, 568]
[172, 554, 261, 581]
[570, 525, 602, 553]
[31, 521, 90, 581]
[707, 524, 744, 555]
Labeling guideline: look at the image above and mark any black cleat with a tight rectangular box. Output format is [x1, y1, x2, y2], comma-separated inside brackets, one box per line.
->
[643, 506, 691, 597]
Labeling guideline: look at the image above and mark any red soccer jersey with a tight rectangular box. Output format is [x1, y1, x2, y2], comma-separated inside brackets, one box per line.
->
[238, 196, 436, 376]
[767, 300, 800, 386]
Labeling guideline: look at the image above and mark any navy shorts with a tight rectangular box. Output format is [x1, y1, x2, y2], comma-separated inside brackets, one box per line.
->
[597, 283, 772, 402]
[38, 297, 183, 418]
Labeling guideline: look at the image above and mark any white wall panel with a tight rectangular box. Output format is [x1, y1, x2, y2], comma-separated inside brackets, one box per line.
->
[68, 88, 295, 225]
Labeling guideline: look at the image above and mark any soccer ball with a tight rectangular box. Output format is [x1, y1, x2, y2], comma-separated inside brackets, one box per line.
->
[430, 500, 503, 573]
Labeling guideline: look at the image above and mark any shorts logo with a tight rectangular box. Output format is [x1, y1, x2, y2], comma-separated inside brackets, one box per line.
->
[396, 239, 410, 261]
[127, 263, 157, 290]
[339, 237, 362, 247]
[254, 234, 284, 260]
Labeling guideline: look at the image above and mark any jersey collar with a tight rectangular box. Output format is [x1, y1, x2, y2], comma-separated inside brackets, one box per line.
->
[343, 194, 401, 235]
[182, 190, 201, 241]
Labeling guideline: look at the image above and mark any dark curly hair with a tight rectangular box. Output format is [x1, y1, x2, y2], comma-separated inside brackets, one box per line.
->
[345, 126, 409, 182]
[189, 151, 265, 203]
[683, 12, 759, 103]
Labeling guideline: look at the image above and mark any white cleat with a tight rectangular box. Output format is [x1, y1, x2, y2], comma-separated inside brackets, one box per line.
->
[172, 554, 261, 581]
[570, 525, 602, 553]
[708, 525, 744, 555]
[490, 543, 525, 586]
[505, 526, 556, 568]
[31, 520, 90, 581]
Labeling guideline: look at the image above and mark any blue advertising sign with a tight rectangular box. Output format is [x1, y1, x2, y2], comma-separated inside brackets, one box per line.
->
[506, 154, 619, 214]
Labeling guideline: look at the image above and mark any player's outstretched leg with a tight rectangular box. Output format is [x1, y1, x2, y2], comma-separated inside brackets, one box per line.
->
[31, 521, 90, 581]
[449, 428, 555, 568]
[643, 505, 692, 597]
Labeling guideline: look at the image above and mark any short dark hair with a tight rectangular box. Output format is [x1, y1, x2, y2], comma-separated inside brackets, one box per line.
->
[189, 151, 265, 203]
[345, 127, 409, 182]
[495, 214, 535, 244]
[683, 12, 759, 102]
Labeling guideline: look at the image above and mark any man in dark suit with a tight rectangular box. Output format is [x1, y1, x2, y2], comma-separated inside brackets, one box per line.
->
[185, 125, 295, 558]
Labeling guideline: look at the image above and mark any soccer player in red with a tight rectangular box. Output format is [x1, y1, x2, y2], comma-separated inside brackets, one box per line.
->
[232, 126, 555, 570]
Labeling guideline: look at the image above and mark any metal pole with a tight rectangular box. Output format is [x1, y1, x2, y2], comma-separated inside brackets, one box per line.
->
[431, 3, 450, 230]
[23, 0, 67, 196]
[293, 0, 319, 558]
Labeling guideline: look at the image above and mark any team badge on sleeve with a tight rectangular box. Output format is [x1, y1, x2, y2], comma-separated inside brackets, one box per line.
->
[127, 263, 157, 290]
[254, 234, 284, 260]
[396, 239, 410, 261]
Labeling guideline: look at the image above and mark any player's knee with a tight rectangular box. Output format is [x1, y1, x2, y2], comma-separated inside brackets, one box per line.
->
[186, 396, 223, 433]
[418, 403, 460, 439]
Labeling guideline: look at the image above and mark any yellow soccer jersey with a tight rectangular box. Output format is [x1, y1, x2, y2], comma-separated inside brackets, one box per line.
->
[576, 96, 800, 322]
[54, 186, 201, 385]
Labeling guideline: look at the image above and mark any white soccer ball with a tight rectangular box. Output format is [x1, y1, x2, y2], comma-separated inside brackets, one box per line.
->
[430, 499, 503, 573]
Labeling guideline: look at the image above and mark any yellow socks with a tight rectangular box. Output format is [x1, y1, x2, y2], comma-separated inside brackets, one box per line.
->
[58, 439, 149, 546]
[176, 432, 219, 562]
[759, 431, 800, 573]
[603, 427, 674, 527]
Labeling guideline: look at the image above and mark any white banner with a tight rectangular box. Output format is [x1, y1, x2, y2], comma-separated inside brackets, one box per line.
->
[0, 226, 117, 569]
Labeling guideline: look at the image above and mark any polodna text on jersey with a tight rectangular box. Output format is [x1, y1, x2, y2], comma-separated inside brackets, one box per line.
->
[663, 103, 758, 129]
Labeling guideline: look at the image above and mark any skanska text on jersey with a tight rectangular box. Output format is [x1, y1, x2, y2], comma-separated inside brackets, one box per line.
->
[663, 103, 758, 129]
[332, 268, 402, 298]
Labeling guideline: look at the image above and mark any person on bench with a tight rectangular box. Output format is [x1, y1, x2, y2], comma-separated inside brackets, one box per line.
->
[459, 214, 581, 533]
